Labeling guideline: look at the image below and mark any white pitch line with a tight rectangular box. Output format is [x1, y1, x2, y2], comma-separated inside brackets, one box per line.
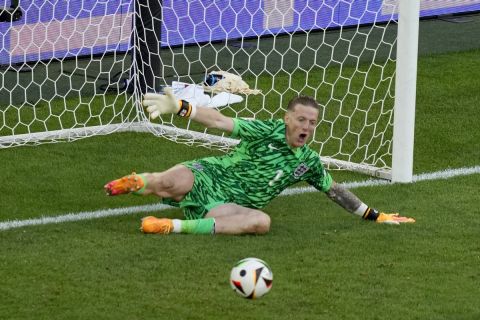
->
[1, 165, 479, 231]
[413, 166, 480, 182]
[0, 203, 173, 231]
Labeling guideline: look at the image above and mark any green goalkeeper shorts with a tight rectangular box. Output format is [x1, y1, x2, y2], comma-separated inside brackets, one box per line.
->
[161, 160, 231, 220]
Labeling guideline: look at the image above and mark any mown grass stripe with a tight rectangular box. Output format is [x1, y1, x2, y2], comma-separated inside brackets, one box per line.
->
[1, 165, 479, 231]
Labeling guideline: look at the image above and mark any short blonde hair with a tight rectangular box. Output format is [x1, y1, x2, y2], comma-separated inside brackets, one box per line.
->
[287, 96, 319, 111]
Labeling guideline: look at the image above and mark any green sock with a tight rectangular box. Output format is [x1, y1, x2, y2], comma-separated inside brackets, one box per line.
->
[173, 218, 215, 234]
[132, 174, 147, 195]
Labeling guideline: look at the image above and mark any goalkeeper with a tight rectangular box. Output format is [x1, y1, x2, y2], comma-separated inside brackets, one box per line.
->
[104, 89, 415, 235]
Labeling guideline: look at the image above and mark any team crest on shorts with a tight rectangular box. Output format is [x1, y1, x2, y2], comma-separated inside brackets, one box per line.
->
[293, 162, 309, 178]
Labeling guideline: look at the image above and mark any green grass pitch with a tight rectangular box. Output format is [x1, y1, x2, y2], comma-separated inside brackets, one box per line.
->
[0, 49, 479, 319]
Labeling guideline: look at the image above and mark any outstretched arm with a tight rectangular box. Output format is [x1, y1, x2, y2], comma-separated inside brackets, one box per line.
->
[142, 88, 234, 132]
[325, 181, 415, 224]
[192, 104, 234, 132]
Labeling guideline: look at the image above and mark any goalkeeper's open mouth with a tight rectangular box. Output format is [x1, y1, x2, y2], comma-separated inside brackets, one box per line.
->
[286, 130, 312, 148]
[298, 133, 308, 144]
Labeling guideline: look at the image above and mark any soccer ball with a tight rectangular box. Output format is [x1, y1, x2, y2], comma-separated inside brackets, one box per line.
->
[230, 257, 273, 299]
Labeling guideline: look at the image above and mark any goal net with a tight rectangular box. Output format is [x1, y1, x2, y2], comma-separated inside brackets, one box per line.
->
[0, 0, 426, 180]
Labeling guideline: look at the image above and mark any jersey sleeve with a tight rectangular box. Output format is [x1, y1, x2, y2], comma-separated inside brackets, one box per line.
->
[306, 157, 333, 192]
[231, 118, 278, 140]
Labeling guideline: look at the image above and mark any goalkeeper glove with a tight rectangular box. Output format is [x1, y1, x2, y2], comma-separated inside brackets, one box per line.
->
[363, 207, 416, 225]
[142, 87, 196, 119]
[203, 71, 261, 95]
[376, 213, 416, 225]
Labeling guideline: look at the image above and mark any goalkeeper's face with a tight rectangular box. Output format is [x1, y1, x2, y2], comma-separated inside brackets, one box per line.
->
[284, 104, 319, 148]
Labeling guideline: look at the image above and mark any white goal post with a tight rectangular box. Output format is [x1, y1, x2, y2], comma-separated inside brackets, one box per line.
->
[0, 1, 421, 182]
[392, 0, 420, 183]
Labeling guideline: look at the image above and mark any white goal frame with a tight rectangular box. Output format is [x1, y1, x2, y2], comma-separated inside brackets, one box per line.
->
[0, 1, 420, 182]
[391, 0, 420, 182]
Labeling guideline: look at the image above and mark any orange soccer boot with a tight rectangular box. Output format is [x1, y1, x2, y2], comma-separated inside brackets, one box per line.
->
[141, 216, 174, 234]
[104, 172, 145, 196]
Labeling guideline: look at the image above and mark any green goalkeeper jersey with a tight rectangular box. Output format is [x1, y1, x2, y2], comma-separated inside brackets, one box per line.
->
[185, 118, 333, 210]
